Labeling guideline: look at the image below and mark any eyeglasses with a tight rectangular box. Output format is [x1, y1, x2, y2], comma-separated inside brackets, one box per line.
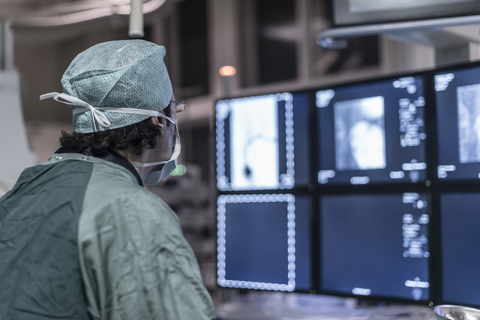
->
[171, 100, 185, 113]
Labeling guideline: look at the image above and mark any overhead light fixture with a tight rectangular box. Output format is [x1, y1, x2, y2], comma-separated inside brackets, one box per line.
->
[9, 0, 166, 27]
[129, 0, 144, 38]
[219, 66, 236, 77]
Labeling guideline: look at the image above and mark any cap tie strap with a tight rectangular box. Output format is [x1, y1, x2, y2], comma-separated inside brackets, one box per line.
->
[40, 92, 111, 132]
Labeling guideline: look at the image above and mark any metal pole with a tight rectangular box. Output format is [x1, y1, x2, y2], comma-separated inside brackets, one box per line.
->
[129, 0, 144, 38]
[0, 20, 13, 71]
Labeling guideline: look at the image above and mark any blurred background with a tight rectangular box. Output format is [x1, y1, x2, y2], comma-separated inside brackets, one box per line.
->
[3, 0, 480, 318]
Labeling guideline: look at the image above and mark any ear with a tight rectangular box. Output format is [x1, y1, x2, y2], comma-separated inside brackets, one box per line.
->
[150, 116, 165, 128]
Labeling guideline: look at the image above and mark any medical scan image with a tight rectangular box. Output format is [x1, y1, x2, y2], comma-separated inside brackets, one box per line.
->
[334, 96, 386, 171]
[435, 66, 480, 181]
[457, 84, 480, 164]
[229, 96, 279, 190]
[217, 92, 308, 191]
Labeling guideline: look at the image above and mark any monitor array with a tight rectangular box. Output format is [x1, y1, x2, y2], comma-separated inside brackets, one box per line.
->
[215, 61, 480, 307]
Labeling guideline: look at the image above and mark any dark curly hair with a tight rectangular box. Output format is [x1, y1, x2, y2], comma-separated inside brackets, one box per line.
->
[60, 117, 163, 157]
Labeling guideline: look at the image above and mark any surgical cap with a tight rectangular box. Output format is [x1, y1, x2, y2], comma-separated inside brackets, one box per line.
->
[61, 40, 172, 133]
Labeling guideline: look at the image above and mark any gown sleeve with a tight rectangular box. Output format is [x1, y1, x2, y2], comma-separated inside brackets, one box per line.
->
[77, 188, 216, 320]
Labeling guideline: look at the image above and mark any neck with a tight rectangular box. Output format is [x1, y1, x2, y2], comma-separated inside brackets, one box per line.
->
[112, 148, 156, 182]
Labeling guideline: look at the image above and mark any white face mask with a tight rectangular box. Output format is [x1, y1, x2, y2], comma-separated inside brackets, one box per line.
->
[40, 92, 182, 185]
[130, 114, 181, 185]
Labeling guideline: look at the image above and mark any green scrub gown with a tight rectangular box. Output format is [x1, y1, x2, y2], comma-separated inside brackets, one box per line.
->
[0, 153, 215, 320]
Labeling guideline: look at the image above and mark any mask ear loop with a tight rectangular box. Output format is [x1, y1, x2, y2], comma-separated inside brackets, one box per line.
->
[130, 118, 181, 168]
[152, 115, 165, 131]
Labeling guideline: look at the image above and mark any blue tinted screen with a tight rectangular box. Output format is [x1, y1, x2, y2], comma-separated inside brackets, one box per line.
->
[217, 194, 311, 292]
[440, 192, 480, 306]
[320, 193, 430, 301]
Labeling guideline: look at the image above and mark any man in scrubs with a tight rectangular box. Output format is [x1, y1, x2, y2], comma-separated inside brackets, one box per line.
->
[0, 40, 216, 320]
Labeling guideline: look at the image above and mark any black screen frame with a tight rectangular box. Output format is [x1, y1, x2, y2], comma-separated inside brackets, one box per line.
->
[434, 187, 480, 308]
[316, 189, 432, 304]
[431, 60, 480, 187]
[215, 91, 312, 192]
[314, 72, 431, 190]
[330, 0, 480, 27]
[428, 61, 480, 308]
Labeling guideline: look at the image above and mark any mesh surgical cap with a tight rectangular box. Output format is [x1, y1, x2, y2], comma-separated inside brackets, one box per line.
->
[60, 40, 172, 133]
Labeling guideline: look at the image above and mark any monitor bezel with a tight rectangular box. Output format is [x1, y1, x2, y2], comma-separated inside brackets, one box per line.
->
[431, 60, 480, 187]
[330, 0, 480, 28]
[214, 90, 314, 192]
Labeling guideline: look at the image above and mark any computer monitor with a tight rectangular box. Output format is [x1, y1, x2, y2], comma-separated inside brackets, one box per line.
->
[435, 64, 480, 181]
[331, 0, 480, 27]
[320, 192, 430, 301]
[439, 192, 480, 307]
[217, 194, 311, 292]
[317, 76, 427, 186]
[215, 92, 310, 191]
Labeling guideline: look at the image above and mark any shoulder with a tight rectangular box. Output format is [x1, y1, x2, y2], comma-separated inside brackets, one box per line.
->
[80, 168, 182, 245]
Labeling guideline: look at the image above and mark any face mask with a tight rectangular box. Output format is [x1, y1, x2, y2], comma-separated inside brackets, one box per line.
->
[40, 92, 182, 185]
[130, 114, 181, 185]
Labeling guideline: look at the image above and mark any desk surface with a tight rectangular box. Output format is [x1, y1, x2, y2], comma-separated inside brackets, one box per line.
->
[216, 292, 437, 320]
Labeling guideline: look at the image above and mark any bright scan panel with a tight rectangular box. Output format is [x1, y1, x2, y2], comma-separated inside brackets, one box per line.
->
[216, 92, 310, 191]
[230, 96, 279, 190]
[457, 84, 480, 164]
[435, 66, 480, 181]
[334, 96, 386, 171]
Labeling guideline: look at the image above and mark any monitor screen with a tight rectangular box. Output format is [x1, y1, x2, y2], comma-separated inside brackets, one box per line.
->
[435, 65, 480, 181]
[440, 192, 480, 306]
[217, 194, 311, 292]
[332, 0, 480, 27]
[320, 192, 430, 301]
[317, 76, 427, 185]
[216, 92, 310, 191]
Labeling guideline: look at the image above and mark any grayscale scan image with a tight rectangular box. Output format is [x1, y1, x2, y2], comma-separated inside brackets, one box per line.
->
[334, 96, 386, 171]
[457, 84, 480, 164]
[230, 96, 279, 189]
